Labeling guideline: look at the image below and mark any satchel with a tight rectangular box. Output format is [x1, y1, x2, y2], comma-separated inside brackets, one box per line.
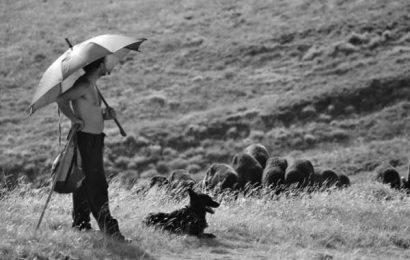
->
[51, 129, 84, 193]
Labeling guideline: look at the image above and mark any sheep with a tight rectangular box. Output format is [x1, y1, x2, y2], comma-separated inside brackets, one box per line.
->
[202, 163, 238, 190]
[337, 174, 351, 188]
[168, 169, 196, 189]
[284, 159, 314, 188]
[232, 152, 263, 189]
[149, 175, 169, 188]
[148, 170, 196, 191]
[375, 163, 401, 189]
[262, 157, 288, 188]
[310, 168, 339, 188]
[131, 175, 169, 196]
[244, 143, 270, 169]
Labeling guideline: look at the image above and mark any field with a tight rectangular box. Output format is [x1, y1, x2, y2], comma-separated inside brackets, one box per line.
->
[2, 0, 410, 259]
[2, 182, 410, 260]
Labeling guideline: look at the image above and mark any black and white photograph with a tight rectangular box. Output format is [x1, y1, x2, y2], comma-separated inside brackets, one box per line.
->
[2, 0, 410, 259]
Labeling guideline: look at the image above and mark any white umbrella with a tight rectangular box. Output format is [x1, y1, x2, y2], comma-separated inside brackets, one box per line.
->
[29, 34, 146, 114]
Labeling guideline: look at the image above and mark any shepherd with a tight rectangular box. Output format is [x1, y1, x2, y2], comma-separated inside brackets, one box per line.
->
[56, 57, 126, 239]
[29, 34, 146, 241]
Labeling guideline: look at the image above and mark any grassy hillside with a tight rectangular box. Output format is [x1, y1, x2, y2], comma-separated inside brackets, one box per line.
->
[2, 0, 410, 183]
[2, 0, 410, 258]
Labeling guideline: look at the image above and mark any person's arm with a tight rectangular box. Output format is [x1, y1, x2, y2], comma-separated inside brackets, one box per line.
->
[102, 107, 117, 120]
[57, 98, 77, 122]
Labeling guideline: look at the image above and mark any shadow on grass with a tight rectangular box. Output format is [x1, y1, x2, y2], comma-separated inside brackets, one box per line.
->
[93, 237, 157, 260]
[182, 235, 240, 251]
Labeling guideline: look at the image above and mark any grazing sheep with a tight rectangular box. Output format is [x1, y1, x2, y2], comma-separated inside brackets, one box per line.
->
[131, 175, 168, 196]
[232, 152, 263, 189]
[262, 157, 288, 188]
[284, 159, 314, 188]
[168, 169, 196, 189]
[337, 174, 351, 188]
[375, 163, 401, 189]
[147, 170, 195, 191]
[149, 175, 170, 188]
[144, 170, 197, 200]
[203, 163, 238, 190]
[310, 168, 339, 188]
[244, 143, 270, 169]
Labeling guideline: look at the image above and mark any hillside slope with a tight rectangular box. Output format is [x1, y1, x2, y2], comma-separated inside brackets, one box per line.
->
[1, 0, 410, 185]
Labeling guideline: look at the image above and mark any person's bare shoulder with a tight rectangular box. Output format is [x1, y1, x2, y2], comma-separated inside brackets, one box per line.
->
[58, 76, 89, 101]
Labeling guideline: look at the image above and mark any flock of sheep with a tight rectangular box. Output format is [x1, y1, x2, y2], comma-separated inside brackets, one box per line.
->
[142, 143, 359, 196]
[140, 143, 410, 197]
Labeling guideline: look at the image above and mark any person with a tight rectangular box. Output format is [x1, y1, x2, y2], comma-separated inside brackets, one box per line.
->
[56, 57, 125, 241]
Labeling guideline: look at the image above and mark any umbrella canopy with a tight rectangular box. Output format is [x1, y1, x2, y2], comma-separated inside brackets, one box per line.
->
[29, 34, 146, 114]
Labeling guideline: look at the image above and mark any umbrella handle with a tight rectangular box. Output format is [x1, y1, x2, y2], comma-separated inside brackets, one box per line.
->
[65, 38, 73, 49]
[114, 118, 127, 137]
[96, 87, 127, 137]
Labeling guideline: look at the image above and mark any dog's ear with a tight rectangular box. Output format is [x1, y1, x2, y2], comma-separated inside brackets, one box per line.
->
[186, 188, 196, 198]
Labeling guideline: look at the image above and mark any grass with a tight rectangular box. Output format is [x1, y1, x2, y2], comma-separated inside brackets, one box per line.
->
[3, 0, 410, 175]
[2, 181, 410, 259]
[3, 0, 410, 258]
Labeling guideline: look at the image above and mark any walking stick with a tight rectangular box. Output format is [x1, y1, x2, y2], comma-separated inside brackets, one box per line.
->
[96, 87, 127, 137]
[35, 128, 77, 231]
[35, 186, 54, 230]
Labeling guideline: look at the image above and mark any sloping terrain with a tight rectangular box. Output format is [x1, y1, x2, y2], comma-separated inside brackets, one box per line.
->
[1, 0, 410, 184]
[3, 1, 410, 259]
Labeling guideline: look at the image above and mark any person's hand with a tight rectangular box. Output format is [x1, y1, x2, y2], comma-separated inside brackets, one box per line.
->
[72, 117, 84, 131]
[104, 107, 117, 120]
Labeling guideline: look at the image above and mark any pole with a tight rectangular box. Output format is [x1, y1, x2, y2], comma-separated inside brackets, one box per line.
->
[96, 87, 127, 137]
[35, 129, 76, 231]
[65, 38, 73, 49]
[35, 186, 54, 230]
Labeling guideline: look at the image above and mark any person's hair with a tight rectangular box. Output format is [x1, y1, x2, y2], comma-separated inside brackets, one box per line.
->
[83, 57, 105, 73]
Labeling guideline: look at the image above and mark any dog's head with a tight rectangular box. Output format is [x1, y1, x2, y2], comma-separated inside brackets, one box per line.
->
[187, 189, 220, 214]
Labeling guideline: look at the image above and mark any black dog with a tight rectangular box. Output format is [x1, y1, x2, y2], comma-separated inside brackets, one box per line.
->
[143, 189, 220, 238]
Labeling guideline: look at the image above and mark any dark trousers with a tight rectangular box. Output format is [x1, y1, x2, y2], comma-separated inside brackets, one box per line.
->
[72, 131, 122, 237]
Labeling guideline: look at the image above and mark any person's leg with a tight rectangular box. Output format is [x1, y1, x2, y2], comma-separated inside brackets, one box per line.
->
[72, 183, 92, 230]
[77, 132, 124, 239]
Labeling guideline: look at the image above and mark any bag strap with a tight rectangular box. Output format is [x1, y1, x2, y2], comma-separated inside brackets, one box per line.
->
[66, 127, 77, 144]
[58, 107, 62, 151]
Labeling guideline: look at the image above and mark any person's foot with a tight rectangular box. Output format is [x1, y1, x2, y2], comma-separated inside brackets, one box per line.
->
[123, 238, 133, 243]
[73, 221, 93, 231]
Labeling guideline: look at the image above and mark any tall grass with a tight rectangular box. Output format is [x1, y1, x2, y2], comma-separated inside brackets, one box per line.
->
[2, 180, 410, 259]
[3, 0, 410, 258]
